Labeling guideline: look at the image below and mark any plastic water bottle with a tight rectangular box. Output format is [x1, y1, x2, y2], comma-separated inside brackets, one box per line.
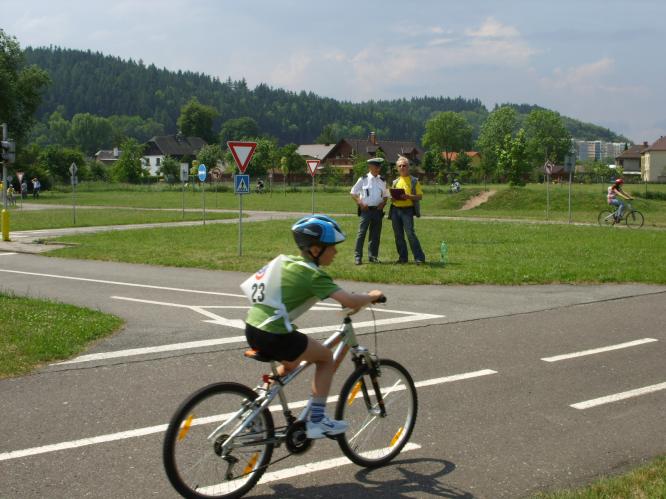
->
[440, 241, 448, 264]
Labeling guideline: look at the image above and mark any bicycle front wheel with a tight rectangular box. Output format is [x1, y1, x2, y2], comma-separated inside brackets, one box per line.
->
[598, 210, 615, 226]
[335, 358, 417, 468]
[163, 382, 274, 499]
[625, 210, 644, 228]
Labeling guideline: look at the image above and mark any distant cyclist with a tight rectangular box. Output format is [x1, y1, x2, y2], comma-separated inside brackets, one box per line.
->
[607, 178, 633, 222]
[241, 215, 383, 439]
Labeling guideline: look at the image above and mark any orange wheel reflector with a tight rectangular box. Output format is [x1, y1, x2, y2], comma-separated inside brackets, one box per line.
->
[177, 414, 194, 441]
[390, 427, 404, 447]
[348, 382, 362, 406]
[243, 452, 259, 475]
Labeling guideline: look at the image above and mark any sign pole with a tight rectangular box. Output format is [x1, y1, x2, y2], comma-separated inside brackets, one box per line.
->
[305, 159, 320, 214]
[239, 194, 243, 256]
[72, 175, 76, 225]
[182, 181, 185, 219]
[69, 163, 78, 225]
[568, 168, 573, 223]
[197, 163, 207, 225]
[227, 141, 257, 257]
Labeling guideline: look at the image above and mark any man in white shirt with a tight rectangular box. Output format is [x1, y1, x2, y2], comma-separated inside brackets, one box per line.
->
[350, 157, 389, 265]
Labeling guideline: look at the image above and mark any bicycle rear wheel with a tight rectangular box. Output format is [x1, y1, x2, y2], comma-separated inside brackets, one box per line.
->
[163, 382, 274, 499]
[625, 210, 644, 228]
[335, 358, 417, 468]
[598, 210, 615, 226]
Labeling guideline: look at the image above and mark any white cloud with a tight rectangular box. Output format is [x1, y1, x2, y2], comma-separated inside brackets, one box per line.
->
[465, 17, 520, 38]
[539, 58, 648, 96]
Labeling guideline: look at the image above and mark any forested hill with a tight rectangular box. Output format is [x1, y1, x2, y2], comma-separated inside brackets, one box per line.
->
[24, 46, 629, 145]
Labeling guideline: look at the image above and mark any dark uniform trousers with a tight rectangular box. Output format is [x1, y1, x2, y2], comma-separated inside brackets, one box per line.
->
[354, 206, 383, 260]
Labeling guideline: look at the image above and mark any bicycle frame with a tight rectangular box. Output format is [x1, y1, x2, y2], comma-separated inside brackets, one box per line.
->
[211, 312, 379, 455]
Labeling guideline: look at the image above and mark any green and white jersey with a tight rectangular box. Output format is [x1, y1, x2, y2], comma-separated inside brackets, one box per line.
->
[241, 255, 340, 334]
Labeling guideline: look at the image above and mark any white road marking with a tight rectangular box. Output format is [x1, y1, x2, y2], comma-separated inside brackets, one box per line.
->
[541, 338, 658, 362]
[571, 382, 666, 409]
[0, 269, 245, 297]
[53, 297, 444, 365]
[0, 369, 494, 462]
[258, 443, 422, 485]
[0, 252, 17, 256]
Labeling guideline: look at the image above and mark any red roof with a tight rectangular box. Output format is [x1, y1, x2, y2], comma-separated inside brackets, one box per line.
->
[441, 151, 481, 161]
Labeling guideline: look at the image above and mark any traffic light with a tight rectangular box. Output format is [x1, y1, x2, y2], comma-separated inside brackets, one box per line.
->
[1, 140, 16, 163]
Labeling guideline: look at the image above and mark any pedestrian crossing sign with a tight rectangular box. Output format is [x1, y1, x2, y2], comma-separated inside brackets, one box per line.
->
[234, 174, 250, 195]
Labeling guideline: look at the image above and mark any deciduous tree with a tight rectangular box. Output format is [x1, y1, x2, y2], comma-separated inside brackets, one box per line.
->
[0, 29, 50, 144]
[422, 112, 473, 171]
[177, 97, 218, 143]
[524, 109, 571, 166]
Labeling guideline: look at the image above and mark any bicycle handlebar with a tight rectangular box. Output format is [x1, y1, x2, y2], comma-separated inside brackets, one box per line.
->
[339, 294, 386, 317]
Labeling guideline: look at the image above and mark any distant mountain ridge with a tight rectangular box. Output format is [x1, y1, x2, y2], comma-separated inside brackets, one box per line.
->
[24, 46, 630, 145]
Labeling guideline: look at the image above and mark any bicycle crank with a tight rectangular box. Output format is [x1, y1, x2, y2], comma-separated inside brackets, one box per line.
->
[285, 421, 312, 454]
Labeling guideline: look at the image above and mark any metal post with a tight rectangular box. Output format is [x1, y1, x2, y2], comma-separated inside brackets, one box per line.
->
[1, 123, 7, 211]
[239, 194, 243, 256]
[311, 175, 315, 214]
[202, 180, 206, 225]
[182, 181, 185, 219]
[72, 175, 76, 225]
[568, 169, 573, 223]
[1, 123, 9, 242]
[546, 172, 550, 221]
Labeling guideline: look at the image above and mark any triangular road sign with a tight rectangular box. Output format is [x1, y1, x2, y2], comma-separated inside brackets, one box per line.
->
[306, 159, 320, 177]
[227, 141, 257, 173]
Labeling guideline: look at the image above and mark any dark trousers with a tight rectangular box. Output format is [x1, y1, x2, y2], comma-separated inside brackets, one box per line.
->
[354, 208, 383, 260]
[391, 207, 425, 262]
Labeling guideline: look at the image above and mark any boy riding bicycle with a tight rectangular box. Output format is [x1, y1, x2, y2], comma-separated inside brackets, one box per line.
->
[607, 178, 633, 222]
[241, 214, 383, 439]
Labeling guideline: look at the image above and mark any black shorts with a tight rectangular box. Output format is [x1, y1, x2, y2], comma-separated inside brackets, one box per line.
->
[245, 323, 309, 362]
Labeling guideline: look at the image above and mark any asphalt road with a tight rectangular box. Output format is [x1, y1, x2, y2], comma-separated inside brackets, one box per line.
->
[0, 252, 664, 498]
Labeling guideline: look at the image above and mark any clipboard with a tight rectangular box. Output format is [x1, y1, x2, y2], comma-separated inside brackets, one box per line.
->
[390, 188, 407, 200]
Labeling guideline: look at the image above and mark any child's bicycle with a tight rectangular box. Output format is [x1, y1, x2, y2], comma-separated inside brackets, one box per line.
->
[162, 296, 417, 499]
[598, 202, 644, 228]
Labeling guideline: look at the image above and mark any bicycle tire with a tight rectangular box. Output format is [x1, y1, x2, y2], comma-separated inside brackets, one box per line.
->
[598, 210, 615, 226]
[335, 358, 417, 468]
[624, 210, 644, 228]
[163, 382, 274, 499]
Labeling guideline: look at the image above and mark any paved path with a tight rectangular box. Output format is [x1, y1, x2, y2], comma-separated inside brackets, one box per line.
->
[0, 254, 664, 498]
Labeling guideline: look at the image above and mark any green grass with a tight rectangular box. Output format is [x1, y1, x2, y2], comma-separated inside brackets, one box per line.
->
[20, 182, 666, 226]
[48, 217, 666, 284]
[534, 455, 666, 498]
[1, 208, 237, 231]
[0, 292, 124, 378]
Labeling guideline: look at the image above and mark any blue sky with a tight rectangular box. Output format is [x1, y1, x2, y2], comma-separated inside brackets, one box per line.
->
[4, 0, 665, 143]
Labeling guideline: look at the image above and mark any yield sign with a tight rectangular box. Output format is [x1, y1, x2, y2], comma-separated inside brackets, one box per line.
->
[306, 159, 320, 177]
[227, 141, 257, 173]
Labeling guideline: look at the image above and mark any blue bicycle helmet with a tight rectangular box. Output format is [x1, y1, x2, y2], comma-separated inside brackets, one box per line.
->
[292, 214, 346, 250]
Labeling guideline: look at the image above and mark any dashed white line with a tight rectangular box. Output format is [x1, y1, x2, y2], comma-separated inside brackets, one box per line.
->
[541, 338, 658, 362]
[258, 443, 422, 485]
[0, 369, 495, 462]
[571, 382, 666, 409]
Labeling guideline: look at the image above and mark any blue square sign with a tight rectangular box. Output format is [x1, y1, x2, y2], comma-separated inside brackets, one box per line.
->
[234, 174, 250, 194]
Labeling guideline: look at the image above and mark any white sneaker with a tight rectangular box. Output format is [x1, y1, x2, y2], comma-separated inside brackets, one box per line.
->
[306, 415, 348, 439]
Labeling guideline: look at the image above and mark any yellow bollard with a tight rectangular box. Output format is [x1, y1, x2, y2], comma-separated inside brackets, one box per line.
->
[1, 209, 9, 241]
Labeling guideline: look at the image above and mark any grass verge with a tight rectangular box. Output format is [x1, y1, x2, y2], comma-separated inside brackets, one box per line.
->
[0, 292, 124, 378]
[534, 455, 666, 498]
[1, 208, 237, 231]
[17, 183, 666, 226]
[48, 217, 666, 284]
